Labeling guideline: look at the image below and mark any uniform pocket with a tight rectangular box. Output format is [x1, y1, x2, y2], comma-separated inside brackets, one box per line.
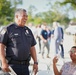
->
[26, 35, 32, 44]
[10, 34, 21, 44]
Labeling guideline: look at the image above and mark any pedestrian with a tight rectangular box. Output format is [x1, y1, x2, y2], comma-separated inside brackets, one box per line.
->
[53, 46, 76, 75]
[52, 21, 63, 56]
[0, 8, 38, 75]
[40, 24, 50, 58]
[37, 24, 42, 53]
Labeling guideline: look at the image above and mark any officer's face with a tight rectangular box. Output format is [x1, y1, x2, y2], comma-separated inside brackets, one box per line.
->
[17, 11, 28, 27]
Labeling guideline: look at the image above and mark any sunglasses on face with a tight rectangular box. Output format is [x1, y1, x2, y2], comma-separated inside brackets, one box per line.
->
[69, 50, 76, 54]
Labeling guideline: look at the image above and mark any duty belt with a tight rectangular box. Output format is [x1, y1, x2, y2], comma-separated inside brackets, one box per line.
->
[9, 60, 29, 65]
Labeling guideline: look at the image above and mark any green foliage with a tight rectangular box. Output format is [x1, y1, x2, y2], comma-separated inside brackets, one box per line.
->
[34, 17, 42, 25]
[0, 0, 15, 25]
[27, 8, 70, 27]
[0, 0, 74, 27]
[20, 0, 76, 26]
[71, 18, 76, 22]
[59, 0, 76, 10]
[0, 0, 11, 16]
[0, 0, 23, 25]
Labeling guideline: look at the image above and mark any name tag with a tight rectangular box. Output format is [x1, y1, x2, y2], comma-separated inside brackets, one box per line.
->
[14, 33, 18, 36]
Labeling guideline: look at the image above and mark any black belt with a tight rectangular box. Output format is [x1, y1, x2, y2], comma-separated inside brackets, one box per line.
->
[9, 60, 29, 65]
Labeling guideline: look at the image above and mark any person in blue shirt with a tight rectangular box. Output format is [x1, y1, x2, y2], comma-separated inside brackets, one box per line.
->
[40, 24, 50, 58]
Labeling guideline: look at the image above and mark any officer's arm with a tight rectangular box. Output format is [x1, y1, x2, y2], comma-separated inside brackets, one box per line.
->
[30, 46, 37, 63]
[0, 43, 10, 72]
[30, 46, 38, 74]
[0, 43, 6, 64]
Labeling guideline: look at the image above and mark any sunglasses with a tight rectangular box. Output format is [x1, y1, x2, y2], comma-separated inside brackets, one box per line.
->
[69, 50, 76, 54]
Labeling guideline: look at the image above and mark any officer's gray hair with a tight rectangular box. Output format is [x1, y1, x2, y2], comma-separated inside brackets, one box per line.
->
[15, 8, 26, 16]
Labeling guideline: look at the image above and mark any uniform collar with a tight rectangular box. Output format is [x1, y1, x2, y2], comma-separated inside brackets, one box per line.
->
[14, 23, 19, 28]
[14, 23, 27, 30]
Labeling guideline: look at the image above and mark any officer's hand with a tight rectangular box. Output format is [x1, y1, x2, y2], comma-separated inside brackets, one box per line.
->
[33, 64, 38, 75]
[53, 56, 58, 64]
[1, 61, 10, 72]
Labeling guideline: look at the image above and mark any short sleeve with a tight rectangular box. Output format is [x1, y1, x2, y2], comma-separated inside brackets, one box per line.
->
[31, 32, 36, 46]
[0, 27, 8, 46]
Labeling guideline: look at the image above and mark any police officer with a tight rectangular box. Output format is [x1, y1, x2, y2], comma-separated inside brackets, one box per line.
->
[0, 8, 38, 75]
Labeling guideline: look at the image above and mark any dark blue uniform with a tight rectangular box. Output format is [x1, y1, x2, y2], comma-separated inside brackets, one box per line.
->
[0, 23, 36, 75]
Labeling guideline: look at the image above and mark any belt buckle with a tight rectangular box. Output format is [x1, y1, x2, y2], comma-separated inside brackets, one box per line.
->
[20, 61, 25, 65]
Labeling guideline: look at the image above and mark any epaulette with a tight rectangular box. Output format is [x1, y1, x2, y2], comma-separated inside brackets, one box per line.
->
[0, 22, 16, 35]
[7, 22, 15, 28]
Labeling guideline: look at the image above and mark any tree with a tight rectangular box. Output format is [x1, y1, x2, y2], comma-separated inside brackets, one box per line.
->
[27, 5, 37, 24]
[59, 0, 76, 10]
[56, 0, 76, 21]
[0, 0, 23, 25]
[0, 0, 14, 25]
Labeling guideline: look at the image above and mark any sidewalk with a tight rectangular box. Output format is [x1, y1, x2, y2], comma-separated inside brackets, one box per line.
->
[29, 34, 74, 75]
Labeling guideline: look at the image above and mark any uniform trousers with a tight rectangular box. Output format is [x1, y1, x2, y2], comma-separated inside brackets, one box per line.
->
[1, 64, 29, 75]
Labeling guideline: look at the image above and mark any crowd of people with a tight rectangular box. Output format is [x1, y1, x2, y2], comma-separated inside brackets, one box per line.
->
[0, 8, 76, 75]
[27, 21, 64, 59]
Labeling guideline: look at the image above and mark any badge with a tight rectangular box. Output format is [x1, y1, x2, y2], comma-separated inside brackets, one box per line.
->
[25, 30, 29, 35]
[26, 30, 29, 34]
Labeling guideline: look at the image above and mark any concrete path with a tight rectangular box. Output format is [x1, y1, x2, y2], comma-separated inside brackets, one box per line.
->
[29, 34, 74, 75]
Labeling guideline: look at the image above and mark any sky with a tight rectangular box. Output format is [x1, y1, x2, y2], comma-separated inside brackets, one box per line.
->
[17, 0, 76, 19]
[17, 0, 55, 14]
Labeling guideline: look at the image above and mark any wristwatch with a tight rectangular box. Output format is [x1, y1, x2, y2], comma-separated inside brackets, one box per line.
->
[34, 62, 38, 65]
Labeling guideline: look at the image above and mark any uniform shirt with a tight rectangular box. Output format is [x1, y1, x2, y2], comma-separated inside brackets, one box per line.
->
[0, 23, 36, 61]
[40, 30, 49, 40]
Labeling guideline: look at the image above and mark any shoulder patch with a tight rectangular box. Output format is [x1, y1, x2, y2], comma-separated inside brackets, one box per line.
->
[0, 26, 7, 35]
